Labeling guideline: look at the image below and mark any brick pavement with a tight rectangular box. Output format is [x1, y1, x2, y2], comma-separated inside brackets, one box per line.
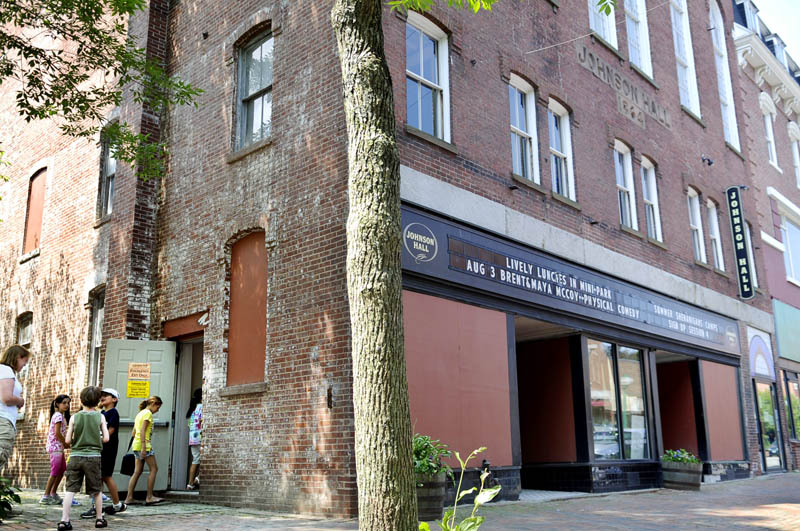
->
[3, 472, 799, 530]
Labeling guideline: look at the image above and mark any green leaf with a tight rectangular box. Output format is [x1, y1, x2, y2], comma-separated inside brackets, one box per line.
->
[474, 485, 501, 506]
[457, 486, 476, 501]
[455, 516, 485, 531]
[419, 522, 431, 531]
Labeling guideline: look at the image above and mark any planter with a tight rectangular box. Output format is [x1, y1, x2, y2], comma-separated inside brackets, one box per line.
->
[661, 460, 702, 491]
[416, 470, 447, 522]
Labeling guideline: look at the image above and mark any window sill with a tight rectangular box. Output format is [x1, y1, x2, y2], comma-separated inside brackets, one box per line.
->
[405, 125, 458, 154]
[713, 267, 730, 279]
[787, 276, 800, 289]
[694, 259, 712, 270]
[511, 173, 546, 194]
[681, 106, 706, 129]
[629, 64, 659, 89]
[19, 249, 40, 264]
[589, 32, 624, 62]
[94, 214, 112, 229]
[769, 161, 783, 174]
[226, 137, 273, 164]
[550, 191, 581, 211]
[218, 381, 269, 397]
[725, 142, 745, 161]
[619, 224, 644, 239]
[647, 237, 667, 250]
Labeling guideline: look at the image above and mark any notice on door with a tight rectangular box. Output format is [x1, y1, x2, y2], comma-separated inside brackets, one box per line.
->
[126, 380, 150, 398]
[127, 363, 151, 380]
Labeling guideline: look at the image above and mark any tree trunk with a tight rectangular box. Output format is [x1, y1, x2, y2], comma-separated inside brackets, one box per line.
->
[331, 0, 417, 529]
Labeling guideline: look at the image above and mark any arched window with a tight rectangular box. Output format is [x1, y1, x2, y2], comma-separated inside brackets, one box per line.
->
[710, 2, 740, 150]
[23, 168, 46, 254]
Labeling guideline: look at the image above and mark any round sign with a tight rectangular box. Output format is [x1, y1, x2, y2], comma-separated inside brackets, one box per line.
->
[403, 222, 438, 264]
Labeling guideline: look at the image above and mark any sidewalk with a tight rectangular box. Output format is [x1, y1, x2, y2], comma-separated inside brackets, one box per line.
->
[3, 472, 800, 529]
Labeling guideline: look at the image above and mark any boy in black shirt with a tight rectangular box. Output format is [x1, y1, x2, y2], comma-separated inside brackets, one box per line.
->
[82, 388, 126, 518]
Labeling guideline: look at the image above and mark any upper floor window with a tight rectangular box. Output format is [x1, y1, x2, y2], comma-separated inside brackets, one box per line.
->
[16, 313, 32, 349]
[710, 2, 740, 150]
[588, 0, 618, 49]
[614, 141, 637, 230]
[789, 123, 800, 187]
[508, 75, 539, 184]
[88, 290, 105, 386]
[238, 32, 273, 149]
[670, 0, 701, 116]
[98, 129, 116, 218]
[745, 221, 759, 288]
[548, 99, 575, 201]
[707, 200, 725, 271]
[23, 168, 46, 254]
[406, 12, 450, 142]
[782, 216, 800, 284]
[687, 188, 706, 263]
[625, 0, 653, 77]
[759, 92, 778, 167]
[641, 156, 662, 242]
[784, 372, 800, 440]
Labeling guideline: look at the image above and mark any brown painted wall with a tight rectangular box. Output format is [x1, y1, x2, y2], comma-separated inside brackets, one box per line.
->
[403, 290, 512, 467]
[656, 361, 699, 456]
[702, 361, 744, 461]
[517, 338, 576, 463]
[228, 231, 267, 386]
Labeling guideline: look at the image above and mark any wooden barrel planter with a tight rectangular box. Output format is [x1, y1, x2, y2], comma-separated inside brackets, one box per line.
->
[416, 470, 447, 522]
[661, 460, 702, 491]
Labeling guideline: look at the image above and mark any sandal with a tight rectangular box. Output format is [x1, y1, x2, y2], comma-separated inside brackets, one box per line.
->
[57, 522, 73, 531]
[95, 518, 108, 528]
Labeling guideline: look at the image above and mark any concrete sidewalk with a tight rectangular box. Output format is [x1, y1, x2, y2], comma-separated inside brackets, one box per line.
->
[3, 472, 799, 529]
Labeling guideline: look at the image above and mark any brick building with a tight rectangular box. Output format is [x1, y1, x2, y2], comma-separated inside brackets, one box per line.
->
[0, 0, 795, 518]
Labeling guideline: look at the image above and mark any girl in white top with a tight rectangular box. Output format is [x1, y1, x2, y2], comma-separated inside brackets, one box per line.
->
[0, 345, 31, 471]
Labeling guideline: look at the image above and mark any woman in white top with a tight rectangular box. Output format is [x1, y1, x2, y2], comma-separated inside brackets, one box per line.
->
[0, 345, 31, 471]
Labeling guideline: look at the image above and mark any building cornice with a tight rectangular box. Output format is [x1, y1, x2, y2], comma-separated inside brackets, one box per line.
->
[736, 30, 800, 118]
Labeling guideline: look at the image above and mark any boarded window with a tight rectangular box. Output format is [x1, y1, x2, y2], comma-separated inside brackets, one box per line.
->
[23, 169, 46, 254]
[228, 232, 267, 385]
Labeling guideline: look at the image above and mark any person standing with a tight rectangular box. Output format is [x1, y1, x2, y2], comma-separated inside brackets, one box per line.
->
[124, 396, 164, 505]
[41, 394, 71, 504]
[81, 388, 126, 519]
[0, 345, 31, 471]
[186, 389, 202, 490]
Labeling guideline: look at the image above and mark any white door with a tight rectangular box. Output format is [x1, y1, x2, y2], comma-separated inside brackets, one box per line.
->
[103, 339, 176, 493]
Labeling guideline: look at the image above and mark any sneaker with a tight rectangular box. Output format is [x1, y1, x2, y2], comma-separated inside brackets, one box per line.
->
[51, 494, 63, 504]
[80, 507, 97, 520]
[39, 496, 52, 504]
[101, 493, 111, 502]
[64, 498, 80, 506]
[113, 502, 127, 514]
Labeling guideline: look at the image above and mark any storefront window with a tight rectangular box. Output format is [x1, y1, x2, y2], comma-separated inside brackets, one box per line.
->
[754, 381, 783, 470]
[784, 372, 800, 440]
[588, 339, 650, 460]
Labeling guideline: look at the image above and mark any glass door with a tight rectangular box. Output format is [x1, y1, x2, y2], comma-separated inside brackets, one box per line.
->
[753, 381, 784, 471]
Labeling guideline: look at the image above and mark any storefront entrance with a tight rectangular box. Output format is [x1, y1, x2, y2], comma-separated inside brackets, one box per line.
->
[753, 381, 784, 471]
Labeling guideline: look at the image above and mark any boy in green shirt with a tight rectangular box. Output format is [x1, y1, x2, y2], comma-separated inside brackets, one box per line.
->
[59, 386, 109, 530]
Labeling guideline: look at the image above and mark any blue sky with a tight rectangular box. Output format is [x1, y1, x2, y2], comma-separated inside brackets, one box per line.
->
[756, 0, 800, 61]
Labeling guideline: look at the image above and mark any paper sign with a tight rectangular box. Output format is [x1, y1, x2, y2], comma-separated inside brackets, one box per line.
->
[128, 363, 151, 380]
[126, 380, 150, 398]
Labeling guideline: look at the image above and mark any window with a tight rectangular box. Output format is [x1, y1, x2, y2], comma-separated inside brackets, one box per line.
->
[588, 339, 650, 460]
[710, 2, 740, 150]
[508, 75, 539, 184]
[16, 313, 32, 348]
[707, 200, 725, 271]
[784, 372, 800, 439]
[548, 99, 575, 201]
[98, 130, 116, 218]
[87, 291, 105, 386]
[227, 231, 267, 386]
[588, 0, 618, 48]
[406, 12, 450, 142]
[641, 157, 662, 241]
[781, 216, 800, 283]
[687, 188, 706, 263]
[23, 169, 46, 254]
[625, 0, 653, 77]
[745, 221, 759, 288]
[670, 0, 700, 116]
[614, 141, 637, 230]
[238, 33, 273, 148]
[789, 123, 800, 187]
[760, 92, 778, 167]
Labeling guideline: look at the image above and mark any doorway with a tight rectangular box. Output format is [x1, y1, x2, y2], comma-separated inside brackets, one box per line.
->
[170, 340, 204, 490]
[753, 380, 784, 472]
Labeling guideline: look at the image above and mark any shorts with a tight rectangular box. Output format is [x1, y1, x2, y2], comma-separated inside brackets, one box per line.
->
[190, 445, 201, 465]
[49, 452, 66, 477]
[66, 456, 102, 495]
[100, 451, 117, 478]
[0, 418, 15, 471]
[134, 450, 154, 460]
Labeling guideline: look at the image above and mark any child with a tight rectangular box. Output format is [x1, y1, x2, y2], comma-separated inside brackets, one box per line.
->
[41, 394, 70, 505]
[124, 396, 164, 505]
[58, 386, 109, 530]
[81, 388, 126, 519]
[186, 388, 202, 490]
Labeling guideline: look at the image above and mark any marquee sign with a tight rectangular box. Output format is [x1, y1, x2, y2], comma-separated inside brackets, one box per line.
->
[401, 207, 741, 356]
[726, 186, 755, 300]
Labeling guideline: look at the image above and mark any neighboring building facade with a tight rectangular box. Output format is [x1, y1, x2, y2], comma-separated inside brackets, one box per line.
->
[0, 0, 794, 518]
[732, 0, 800, 473]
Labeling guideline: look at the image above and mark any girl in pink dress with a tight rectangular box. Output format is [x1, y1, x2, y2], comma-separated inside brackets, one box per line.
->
[41, 394, 71, 504]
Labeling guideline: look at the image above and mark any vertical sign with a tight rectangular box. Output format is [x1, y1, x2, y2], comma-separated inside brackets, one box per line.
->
[726, 186, 754, 300]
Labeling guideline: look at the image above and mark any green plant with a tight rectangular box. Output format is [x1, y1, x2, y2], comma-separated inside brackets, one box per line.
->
[419, 447, 501, 531]
[0, 477, 20, 520]
[662, 449, 700, 463]
[413, 434, 453, 479]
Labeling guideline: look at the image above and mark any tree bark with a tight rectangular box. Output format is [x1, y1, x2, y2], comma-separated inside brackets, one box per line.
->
[331, 0, 417, 529]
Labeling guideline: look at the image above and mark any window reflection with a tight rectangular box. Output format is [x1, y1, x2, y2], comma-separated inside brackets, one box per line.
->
[619, 347, 649, 459]
[588, 340, 619, 459]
